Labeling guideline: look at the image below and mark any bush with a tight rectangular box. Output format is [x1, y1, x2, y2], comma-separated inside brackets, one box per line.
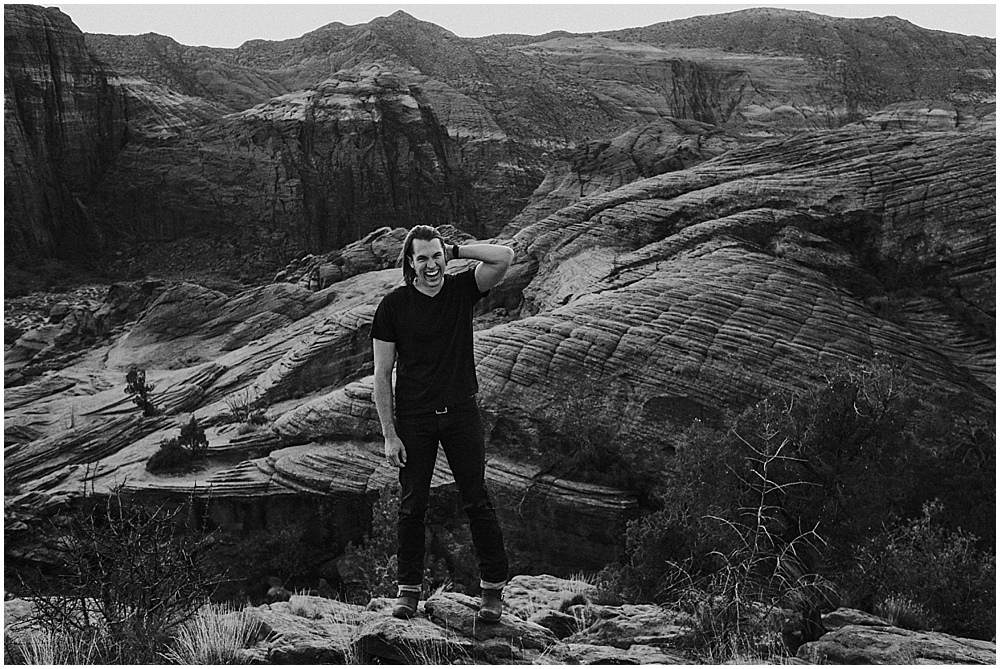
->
[596, 356, 990, 655]
[536, 375, 672, 504]
[225, 390, 269, 427]
[19, 486, 214, 663]
[873, 595, 935, 632]
[341, 486, 399, 603]
[147, 438, 196, 474]
[146, 417, 208, 474]
[209, 526, 322, 598]
[844, 500, 995, 640]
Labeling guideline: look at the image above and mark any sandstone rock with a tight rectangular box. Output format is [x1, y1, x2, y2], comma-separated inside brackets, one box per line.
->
[797, 623, 997, 664]
[528, 609, 581, 639]
[599, 8, 995, 126]
[475, 128, 994, 444]
[504, 574, 599, 620]
[821, 606, 892, 631]
[354, 612, 476, 664]
[4, 375, 77, 411]
[564, 604, 696, 650]
[4, 4, 127, 266]
[859, 100, 961, 131]
[105, 281, 336, 370]
[87, 63, 535, 280]
[423, 591, 558, 661]
[539, 641, 690, 664]
[8, 4, 996, 291]
[251, 595, 377, 664]
[505, 118, 743, 234]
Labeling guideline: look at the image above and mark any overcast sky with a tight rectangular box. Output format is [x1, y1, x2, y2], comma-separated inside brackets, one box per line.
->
[44, 3, 996, 47]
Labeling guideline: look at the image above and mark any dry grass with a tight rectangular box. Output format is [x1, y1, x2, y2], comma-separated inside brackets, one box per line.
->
[160, 603, 264, 664]
[4, 628, 102, 664]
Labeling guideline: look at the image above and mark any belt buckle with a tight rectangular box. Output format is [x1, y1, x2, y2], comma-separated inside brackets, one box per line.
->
[435, 407, 448, 415]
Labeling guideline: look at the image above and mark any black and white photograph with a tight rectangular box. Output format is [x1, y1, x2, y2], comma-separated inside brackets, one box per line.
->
[4, 2, 995, 663]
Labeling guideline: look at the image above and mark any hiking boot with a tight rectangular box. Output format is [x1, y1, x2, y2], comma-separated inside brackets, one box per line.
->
[477, 588, 503, 622]
[392, 592, 419, 619]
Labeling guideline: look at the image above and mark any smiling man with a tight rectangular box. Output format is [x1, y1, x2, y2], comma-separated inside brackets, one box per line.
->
[370, 225, 515, 622]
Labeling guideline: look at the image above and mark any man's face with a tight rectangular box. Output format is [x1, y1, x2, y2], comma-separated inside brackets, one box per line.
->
[409, 237, 446, 291]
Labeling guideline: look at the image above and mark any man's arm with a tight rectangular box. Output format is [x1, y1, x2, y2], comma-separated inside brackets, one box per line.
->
[373, 338, 406, 467]
[451, 243, 516, 293]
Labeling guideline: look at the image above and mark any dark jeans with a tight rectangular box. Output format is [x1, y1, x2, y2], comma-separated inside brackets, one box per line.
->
[395, 403, 508, 590]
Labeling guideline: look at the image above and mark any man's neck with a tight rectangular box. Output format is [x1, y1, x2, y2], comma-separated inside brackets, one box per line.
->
[412, 280, 443, 297]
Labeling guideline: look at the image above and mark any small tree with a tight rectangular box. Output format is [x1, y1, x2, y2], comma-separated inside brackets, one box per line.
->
[178, 415, 208, 452]
[125, 369, 158, 417]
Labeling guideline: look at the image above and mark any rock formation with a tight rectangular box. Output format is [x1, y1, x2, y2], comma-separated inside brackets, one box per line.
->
[6, 580, 994, 664]
[4, 5, 127, 269]
[4, 5, 994, 280]
[796, 607, 997, 664]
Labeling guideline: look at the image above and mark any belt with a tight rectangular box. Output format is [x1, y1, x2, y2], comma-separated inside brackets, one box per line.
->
[398, 395, 477, 417]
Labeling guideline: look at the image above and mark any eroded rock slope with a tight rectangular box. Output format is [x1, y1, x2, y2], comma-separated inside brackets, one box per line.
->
[5, 121, 994, 589]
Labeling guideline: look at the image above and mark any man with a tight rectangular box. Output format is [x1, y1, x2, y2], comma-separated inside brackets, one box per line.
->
[370, 225, 514, 622]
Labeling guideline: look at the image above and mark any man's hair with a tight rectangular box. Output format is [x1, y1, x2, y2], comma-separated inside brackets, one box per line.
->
[400, 225, 446, 285]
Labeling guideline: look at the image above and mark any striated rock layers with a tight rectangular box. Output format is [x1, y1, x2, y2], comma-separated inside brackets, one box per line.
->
[4, 4, 127, 266]
[6, 122, 992, 594]
[84, 64, 538, 280]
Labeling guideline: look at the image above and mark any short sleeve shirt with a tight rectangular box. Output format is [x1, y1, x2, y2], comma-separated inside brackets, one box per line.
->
[371, 269, 486, 415]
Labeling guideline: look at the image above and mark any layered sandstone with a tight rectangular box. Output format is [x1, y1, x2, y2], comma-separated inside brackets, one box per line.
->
[4, 4, 127, 265]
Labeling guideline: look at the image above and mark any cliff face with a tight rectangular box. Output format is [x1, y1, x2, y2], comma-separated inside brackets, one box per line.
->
[4, 4, 127, 265]
[85, 65, 537, 280]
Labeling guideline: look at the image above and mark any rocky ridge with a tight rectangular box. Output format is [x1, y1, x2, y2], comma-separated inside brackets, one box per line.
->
[5, 5, 995, 282]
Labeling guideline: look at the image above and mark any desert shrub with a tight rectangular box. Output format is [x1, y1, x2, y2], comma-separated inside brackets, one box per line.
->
[161, 603, 264, 664]
[146, 417, 208, 474]
[873, 595, 935, 632]
[225, 390, 269, 427]
[536, 374, 671, 504]
[209, 526, 321, 598]
[843, 500, 995, 640]
[125, 368, 158, 417]
[597, 355, 991, 655]
[341, 487, 399, 603]
[147, 438, 196, 474]
[4, 628, 105, 665]
[19, 486, 213, 663]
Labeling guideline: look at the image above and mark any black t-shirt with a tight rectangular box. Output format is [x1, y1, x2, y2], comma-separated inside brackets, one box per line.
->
[371, 269, 486, 415]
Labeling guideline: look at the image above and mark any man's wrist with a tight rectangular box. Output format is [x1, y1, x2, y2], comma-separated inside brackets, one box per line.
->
[452, 243, 460, 261]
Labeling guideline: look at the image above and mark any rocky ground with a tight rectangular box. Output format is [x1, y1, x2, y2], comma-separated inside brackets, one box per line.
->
[5, 575, 995, 664]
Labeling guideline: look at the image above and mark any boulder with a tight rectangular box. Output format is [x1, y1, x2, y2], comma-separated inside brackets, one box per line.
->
[423, 591, 559, 663]
[504, 574, 599, 620]
[797, 622, 997, 664]
[564, 604, 696, 649]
